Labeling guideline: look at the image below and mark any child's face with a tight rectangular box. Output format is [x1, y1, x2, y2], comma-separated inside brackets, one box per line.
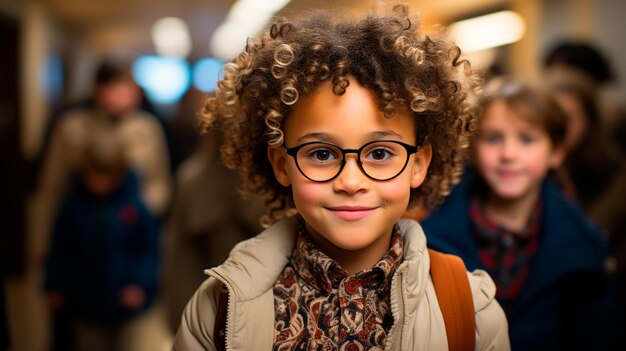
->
[475, 100, 564, 202]
[269, 78, 431, 268]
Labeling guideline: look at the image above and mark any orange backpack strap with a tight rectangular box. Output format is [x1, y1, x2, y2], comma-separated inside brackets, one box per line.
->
[428, 248, 476, 351]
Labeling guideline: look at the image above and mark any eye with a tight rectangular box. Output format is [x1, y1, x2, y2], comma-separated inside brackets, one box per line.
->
[520, 133, 537, 144]
[481, 133, 501, 144]
[308, 148, 338, 162]
[365, 147, 393, 161]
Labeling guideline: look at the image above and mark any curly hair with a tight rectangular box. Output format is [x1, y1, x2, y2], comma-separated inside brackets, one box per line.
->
[199, 5, 480, 225]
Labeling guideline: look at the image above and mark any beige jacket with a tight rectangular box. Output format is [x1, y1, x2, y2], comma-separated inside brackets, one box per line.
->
[173, 217, 510, 351]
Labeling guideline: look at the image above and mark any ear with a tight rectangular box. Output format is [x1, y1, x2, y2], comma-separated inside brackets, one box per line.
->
[268, 146, 291, 187]
[410, 143, 433, 188]
[549, 143, 567, 169]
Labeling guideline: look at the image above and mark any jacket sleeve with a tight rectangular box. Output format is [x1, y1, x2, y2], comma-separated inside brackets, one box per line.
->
[467, 269, 511, 351]
[120, 113, 172, 217]
[172, 277, 222, 351]
[33, 116, 78, 264]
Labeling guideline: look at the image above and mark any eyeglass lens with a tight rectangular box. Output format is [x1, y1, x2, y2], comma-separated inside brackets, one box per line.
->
[295, 141, 412, 181]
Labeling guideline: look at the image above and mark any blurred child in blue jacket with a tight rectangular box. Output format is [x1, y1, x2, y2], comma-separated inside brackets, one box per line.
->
[422, 77, 621, 350]
[44, 130, 159, 351]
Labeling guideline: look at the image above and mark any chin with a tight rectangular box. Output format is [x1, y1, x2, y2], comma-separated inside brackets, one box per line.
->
[493, 189, 527, 200]
[330, 237, 376, 251]
[322, 225, 381, 248]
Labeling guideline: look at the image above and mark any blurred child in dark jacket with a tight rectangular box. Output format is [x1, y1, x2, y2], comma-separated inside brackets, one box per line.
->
[422, 77, 621, 350]
[44, 130, 159, 351]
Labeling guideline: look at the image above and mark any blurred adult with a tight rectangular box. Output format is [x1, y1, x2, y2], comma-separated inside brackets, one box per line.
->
[33, 60, 171, 259]
[551, 82, 625, 210]
[544, 40, 626, 151]
[162, 134, 264, 331]
[551, 81, 626, 333]
[32, 60, 171, 350]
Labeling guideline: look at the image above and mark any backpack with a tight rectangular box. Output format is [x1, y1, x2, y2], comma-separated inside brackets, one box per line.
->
[214, 248, 475, 351]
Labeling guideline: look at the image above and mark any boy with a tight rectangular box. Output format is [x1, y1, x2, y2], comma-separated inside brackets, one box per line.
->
[45, 131, 160, 351]
[174, 5, 509, 350]
[422, 77, 621, 349]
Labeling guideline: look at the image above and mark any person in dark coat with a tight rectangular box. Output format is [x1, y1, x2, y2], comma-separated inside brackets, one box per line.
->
[421, 77, 621, 350]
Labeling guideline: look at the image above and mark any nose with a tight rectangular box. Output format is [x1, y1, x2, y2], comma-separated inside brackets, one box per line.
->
[332, 154, 369, 194]
[500, 138, 518, 161]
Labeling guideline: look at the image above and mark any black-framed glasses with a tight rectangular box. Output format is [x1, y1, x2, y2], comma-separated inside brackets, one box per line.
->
[285, 140, 420, 182]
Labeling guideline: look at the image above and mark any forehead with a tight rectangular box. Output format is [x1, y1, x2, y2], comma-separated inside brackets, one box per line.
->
[481, 100, 546, 132]
[284, 79, 416, 145]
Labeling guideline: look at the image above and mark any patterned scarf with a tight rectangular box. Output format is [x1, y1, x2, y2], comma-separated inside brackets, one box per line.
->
[272, 220, 403, 351]
[470, 195, 542, 313]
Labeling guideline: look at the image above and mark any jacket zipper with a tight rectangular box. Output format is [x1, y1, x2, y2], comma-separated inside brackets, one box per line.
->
[206, 269, 235, 351]
[385, 268, 405, 350]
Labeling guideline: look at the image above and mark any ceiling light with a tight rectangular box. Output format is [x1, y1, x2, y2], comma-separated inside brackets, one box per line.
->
[210, 0, 291, 61]
[449, 11, 526, 53]
[151, 17, 192, 57]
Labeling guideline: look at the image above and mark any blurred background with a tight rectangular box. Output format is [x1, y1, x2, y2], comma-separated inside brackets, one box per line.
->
[0, 0, 624, 350]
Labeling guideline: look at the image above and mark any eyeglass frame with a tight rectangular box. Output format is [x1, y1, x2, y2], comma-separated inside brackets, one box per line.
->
[284, 139, 421, 183]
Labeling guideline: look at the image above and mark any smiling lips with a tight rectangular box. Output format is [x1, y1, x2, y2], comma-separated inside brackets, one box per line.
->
[326, 206, 377, 221]
[497, 169, 521, 180]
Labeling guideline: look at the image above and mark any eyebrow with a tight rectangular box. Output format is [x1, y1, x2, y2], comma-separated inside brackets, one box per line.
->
[296, 130, 403, 144]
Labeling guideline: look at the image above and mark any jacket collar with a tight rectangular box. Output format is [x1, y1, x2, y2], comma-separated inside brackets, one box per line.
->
[516, 180, 607, 305]
[209, 216, 298, 302]
[209, 216, 430, 304]
[290, 221, 403, 293]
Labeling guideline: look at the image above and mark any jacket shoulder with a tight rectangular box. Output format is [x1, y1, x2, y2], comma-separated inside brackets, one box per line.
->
[172, 277, 222, 351]
[467, 269, 511, 351]
[211, 216, 298, 301]
[543, 181, 608, 254]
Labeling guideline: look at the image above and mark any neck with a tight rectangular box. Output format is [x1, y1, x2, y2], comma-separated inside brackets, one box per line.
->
[484, 188, 541, 233]
[307, 225, 393, 275]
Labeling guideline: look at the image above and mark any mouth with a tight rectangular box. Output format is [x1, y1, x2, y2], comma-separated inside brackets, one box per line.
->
[496, 170, 521, 180]
[325, 206, 378, 221]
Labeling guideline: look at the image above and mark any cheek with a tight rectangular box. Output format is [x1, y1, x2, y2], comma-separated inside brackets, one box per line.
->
[378, 177, 412, 206]
[475, 145, 496, 169]
[291, 181, 325, 207]
[287, 161, 326, 208]
[525, 151, 552, 179]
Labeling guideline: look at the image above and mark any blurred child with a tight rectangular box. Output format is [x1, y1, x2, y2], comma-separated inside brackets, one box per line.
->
[173, 5, 509, 350]
[422, 77, 621, 350]
[44, 130, 160, 351]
